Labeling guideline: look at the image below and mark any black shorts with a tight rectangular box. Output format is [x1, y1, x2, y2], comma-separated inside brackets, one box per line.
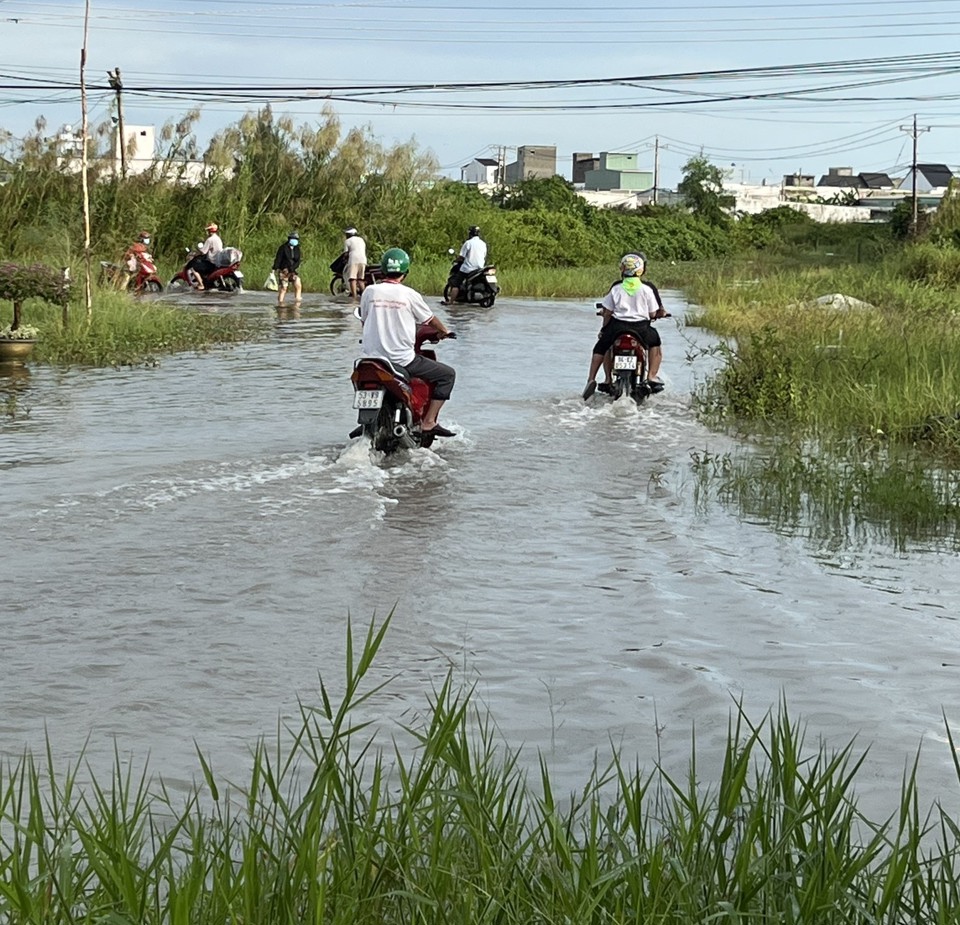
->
[404, 355, 456, 401]
[592, 319, 661, 356]
[450, 270, 470, 290]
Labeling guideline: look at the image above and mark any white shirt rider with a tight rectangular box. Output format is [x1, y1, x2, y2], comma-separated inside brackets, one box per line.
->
[600, 278, 659, 322]
[345, 233, 367, 265]
[360, 279, 434, 366]
[200, 232, 223, 262]
[459, 236, 487, 273]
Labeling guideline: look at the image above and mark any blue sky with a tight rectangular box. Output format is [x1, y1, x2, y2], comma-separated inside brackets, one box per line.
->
[1, 0, 959, 187]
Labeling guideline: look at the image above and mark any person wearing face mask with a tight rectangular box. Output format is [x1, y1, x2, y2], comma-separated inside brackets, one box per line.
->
[272, 230, 302, 305]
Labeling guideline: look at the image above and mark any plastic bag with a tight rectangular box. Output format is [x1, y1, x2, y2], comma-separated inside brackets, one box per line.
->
[264, 270, 278, 291]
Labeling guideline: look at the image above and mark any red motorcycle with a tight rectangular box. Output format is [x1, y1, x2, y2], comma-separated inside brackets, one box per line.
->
[99, 246, 163, 294]
[598, 303, 669, 404]
[169, 246, 244, 292]
[350, 323, 456, 453]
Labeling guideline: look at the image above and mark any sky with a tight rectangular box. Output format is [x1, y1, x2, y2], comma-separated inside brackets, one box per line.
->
[1, 0, 960, 188]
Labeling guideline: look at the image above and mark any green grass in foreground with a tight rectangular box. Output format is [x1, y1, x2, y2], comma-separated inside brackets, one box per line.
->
[3, 616, 960, 924]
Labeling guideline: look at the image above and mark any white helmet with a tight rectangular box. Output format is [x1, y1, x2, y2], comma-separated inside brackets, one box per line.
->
[619, 253, 645, 277]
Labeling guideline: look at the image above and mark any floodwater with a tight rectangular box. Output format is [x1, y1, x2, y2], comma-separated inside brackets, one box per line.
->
[2, 289, 960, 818]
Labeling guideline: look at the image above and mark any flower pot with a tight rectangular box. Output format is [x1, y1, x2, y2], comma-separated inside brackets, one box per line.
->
[0, 338, 37, 363]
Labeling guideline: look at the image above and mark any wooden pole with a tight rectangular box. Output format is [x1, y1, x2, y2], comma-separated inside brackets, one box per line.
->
[80, 0, 93, 319]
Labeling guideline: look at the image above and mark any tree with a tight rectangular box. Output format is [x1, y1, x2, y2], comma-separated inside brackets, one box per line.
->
[678, 156, 734, 225]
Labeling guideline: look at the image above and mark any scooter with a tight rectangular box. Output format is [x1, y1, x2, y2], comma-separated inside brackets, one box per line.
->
[169, 246, 244, 292]
[99, 248, 163, 294]
[328, 254, 384, 296]
[597, 303, 669, 405]
[349, 324, 456, 453]
[442, 253, 499, 307]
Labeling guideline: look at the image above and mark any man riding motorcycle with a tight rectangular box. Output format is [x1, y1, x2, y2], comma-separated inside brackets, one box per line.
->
[442, 225, 486, 305]
[359, 247, 458, 438]
[583, 253, 666, 400]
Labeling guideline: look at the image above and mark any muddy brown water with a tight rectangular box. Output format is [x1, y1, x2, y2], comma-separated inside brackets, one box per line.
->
[3, 289, 959, 816]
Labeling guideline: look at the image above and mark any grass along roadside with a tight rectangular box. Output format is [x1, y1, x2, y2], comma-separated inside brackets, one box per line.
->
[662, 252, 960, 455]
[3, 615, 960, 924]
[10, 288, 267, 367]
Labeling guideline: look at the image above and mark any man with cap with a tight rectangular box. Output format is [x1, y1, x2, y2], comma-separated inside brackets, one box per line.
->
[342, 226, 367, 299]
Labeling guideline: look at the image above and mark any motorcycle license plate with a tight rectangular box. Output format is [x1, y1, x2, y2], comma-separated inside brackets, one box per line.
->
[486, 274, 498, 284]
[613, 354, 637, 370]
[353, 389, 384, 410]
[233, 270, 244, 279]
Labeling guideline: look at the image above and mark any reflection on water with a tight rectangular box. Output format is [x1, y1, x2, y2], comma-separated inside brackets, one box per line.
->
[2, 290, 960, 824]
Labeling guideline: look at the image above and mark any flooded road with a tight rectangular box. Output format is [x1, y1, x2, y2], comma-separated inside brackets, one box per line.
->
[3, 289, 960, 814]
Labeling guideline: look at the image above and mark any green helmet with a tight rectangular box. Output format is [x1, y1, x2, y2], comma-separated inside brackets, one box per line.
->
[380, 247, 410, 276]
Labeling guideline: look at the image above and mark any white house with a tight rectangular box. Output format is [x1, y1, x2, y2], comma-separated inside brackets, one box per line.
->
[461, 157, 499, 185]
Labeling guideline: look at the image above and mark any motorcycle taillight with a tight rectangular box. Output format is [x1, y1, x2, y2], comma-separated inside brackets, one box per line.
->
[613, 334, 639, 350]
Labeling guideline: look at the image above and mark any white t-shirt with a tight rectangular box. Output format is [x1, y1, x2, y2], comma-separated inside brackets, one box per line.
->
[360, 280, 434, 366]
[600, 279, 659, 322]
[345, 235, 367, 265]
[200, 233, 223, 259]
[459, 237, 487, 272]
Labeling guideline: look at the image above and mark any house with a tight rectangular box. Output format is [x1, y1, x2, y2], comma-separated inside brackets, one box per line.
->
[461, 157, 499, 185]
[901, 163, 955, 192]
[572, 152, 600, 185]
[504, 145, 556, 184]
[583, 152, 653, 192]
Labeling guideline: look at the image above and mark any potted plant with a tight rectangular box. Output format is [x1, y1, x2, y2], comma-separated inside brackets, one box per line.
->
[0, 262, 71, 363]
[0, 322, 40, 362]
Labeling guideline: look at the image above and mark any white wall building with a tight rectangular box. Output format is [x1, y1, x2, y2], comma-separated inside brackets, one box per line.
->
[461, 157, 499, 185]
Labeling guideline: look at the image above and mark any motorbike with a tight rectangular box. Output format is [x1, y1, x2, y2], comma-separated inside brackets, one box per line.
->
[99, 248, 163, 294]
[597, 303, 669, 405]
[169, 246, 244, 292]
[443, 253, 499, 307]
[329, 253, 384, 295]
[349, 323, 456, 453]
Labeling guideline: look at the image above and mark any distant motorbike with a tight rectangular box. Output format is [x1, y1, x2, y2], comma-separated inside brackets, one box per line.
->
[443, 252, 499, 307]
[597, 303, 668, 405]
[100, 246, 163, 294]
[169, 246, 244, 292]
[329, 253, 384, 295]
[349, 323, 456, 453]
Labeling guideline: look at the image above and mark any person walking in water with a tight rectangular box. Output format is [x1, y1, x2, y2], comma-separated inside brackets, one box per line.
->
[272, 230, 302, 305]
[342, 227, 367, 299]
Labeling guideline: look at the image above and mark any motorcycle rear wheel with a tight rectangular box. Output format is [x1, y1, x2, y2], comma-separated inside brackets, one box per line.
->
[366, 401, 400, 454]
[330, 276, 348, 296]
[143, 279, 163, 294]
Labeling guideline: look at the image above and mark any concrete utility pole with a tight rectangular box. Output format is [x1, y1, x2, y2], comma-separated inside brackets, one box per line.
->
[80, 0, 92, 318]
[107, 67, 126, 179]
[653, 136, 660, 205]
[899, 114, 930, 237]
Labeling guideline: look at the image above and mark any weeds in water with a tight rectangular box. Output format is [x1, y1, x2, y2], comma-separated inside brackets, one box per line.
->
[3, 616, 960, 923]
[691, 443, 960, 550]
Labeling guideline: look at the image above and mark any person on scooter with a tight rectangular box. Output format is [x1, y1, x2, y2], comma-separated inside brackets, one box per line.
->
[188, 222, 223, 290]
[442, 225, 486, 304]
[359, 247, 458, 438]
[582, 253, 666, 400]
[597, 250, 666, 393]
[114, 230, 154, 290]
[272, 230, 302, 305]
[342, 227, 367, 299]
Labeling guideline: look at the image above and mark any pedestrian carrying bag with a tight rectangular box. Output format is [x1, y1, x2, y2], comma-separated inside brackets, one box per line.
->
[264, 270, 278, 291]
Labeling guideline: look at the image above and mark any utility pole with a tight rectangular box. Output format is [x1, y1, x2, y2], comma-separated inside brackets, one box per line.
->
[80, 0, 92, 318]
[899, 114, 930, 236]
[107, 67, 126, 179]
[653, 136, 660, 205]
